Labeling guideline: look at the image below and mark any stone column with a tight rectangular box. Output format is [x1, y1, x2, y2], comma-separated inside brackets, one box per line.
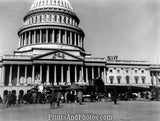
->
[81, 66, 84, 80]
[78, 34, 80, 47]
[40, 65, 42, 83]
[82, 37, 84, 48]
[9, 65, 12, 86]
[34, 30, 36, 44]
[28, 31, 31, 44]
[46, 29, 48, 43]
[40, 30, 42, 43]
[86, 67, 89, 84]
[61, 65, 64, 85]
[22, 34, 24, 46]
[25, 32, 27, 45]
[67, 65, 71, 85]
[65, 30, 67, 44]
[104, 67, 107, 85]
[70, 32, 72, 45]
[101, 71, 103, 80]
[74, 33, 77, 46]
[75, 65, 77, 83]
[92, 67, 94, 79]
[79, 35, 82, 47]
[46, 65, 50, 85]
[59, 30, 61, 43]
[54, 65, 57, 85]
[32, 65, 35, 84]
[151, 72, 156, 85]
[52, 29, 55, 43]
[156, 72, 159, 85]
[1, 66, 5, 86]
[17, 65, 20, 86]
[18, 37, 21, 48]
[0, 67, 2, 85]
[98, 67, 100, 78]
[24, 66, 27, 85]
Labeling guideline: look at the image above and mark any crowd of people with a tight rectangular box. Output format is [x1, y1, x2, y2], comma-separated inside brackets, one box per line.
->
[3, 91, 17, 108]
[0, 87, 154, 109]
[0, 89, 84, 108]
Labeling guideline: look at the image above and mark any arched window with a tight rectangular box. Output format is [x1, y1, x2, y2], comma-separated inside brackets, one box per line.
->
[40, 15, 42, 22]
[117, 76, 121, 84]
[70, 18, 72, 25]
[135, 76, 139, 84]
[126, 76, 130, 84]
[35, 16, 37, 23]
[58, 0, 60, 6]
[32, 17, 34, 24]
[64, 16, 66, 23]
[59, 16, 62, 23]
[44, 15, 47, 22]
[109, 76, 114, 84]
[68, 17, 70, 24]
[141, 76, 146, 84]
[49, 15, 52, 22]
[55, 15, 57, 22]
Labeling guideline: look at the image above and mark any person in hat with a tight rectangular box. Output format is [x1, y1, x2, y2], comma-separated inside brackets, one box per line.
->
[50, 90, 56, 109]
[113, 88, 118, 104]
[56, 90, 61, 107]
[77, 90, 83, 105]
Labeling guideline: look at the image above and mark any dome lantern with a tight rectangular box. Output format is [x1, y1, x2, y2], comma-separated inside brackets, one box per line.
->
[30, 0, 73, 12]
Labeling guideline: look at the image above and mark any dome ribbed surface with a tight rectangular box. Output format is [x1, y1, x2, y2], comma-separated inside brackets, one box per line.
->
[30, 0, 73, 12]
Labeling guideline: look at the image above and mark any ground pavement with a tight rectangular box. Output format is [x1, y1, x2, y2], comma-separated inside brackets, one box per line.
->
[0, 101, 160, 121]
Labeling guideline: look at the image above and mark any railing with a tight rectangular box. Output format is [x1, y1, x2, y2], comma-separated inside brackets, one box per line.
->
[107, 59, 149, 64]
[85, 57, 106, 61]
[3, 55, 31, 59]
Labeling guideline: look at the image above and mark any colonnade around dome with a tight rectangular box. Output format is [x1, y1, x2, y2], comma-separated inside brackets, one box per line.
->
[18, 28, 84, 49]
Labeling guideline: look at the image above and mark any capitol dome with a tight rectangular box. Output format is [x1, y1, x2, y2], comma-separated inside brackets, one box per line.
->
[16, 0, 85, 56]
[30, 0, 73, 12]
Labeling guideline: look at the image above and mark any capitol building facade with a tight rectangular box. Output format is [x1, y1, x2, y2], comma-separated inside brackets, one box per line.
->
[0, 0, 160, 97]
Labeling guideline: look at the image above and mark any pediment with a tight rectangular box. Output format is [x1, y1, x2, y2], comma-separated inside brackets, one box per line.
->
[33, 50, 83, 61]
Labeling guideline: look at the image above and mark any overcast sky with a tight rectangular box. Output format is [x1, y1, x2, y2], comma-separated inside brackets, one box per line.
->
[0, 0, 160, 64]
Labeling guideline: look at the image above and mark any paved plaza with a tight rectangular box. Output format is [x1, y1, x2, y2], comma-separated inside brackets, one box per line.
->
[0, 101, 160, 121]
